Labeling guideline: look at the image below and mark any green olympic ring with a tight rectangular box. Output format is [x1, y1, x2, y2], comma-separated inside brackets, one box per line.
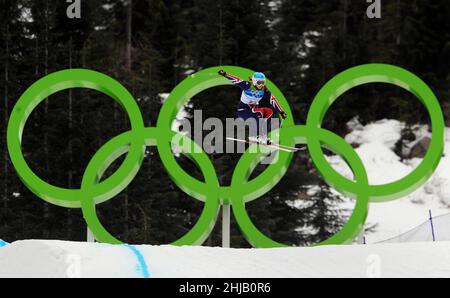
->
[7, 64, 445, 248]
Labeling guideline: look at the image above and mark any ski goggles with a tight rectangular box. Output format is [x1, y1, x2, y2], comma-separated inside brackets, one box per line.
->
[255, 80, 266, 86]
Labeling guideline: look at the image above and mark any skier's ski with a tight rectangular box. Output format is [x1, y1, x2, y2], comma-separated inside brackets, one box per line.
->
[226, 137, 306, 153]
[271, 141, 308, 152]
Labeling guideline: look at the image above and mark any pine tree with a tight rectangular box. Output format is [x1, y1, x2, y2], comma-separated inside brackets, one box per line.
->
[300, 182, 350, 245]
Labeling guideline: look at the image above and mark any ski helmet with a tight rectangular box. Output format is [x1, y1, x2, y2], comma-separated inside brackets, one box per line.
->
[252, 72, 266, 87]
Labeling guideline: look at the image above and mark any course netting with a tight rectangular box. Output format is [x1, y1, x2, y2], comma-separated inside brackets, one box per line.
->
[377, 212, 450, 244]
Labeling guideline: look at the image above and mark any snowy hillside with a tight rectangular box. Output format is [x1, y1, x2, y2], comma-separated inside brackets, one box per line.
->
[325, 119, 450, 243]
[1, 240, 450, 278]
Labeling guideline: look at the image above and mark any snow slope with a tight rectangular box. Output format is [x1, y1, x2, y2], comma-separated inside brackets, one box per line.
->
[1, 240, 450, 278]
[325, 119, 450, 243]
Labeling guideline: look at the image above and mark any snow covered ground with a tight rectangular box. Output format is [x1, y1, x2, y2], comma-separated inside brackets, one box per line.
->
[325, 119, 450, 243]
[1, 240, 450, 278]
[1, 119, 449, 278]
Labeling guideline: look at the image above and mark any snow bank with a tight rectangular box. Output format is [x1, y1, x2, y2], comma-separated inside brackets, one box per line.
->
[1, 240, 450, 278]
[324, 119, 450, 243]
[0, 240, 149, 278]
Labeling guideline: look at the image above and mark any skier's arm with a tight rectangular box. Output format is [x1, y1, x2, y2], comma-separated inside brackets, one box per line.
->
[218, 70, 251, 90]
[270, 94, 287, 119]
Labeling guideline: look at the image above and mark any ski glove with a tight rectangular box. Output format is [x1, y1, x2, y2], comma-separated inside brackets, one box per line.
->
[218, 70, 226, 76]
[280, 111, 288, 120]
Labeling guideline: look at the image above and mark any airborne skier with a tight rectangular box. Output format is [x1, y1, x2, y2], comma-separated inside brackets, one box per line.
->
[218, 70, 288, 145]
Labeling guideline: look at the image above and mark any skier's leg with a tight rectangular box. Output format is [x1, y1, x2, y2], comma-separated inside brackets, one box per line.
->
[238, 107, 261, 139]
[252, 107, 274, 144]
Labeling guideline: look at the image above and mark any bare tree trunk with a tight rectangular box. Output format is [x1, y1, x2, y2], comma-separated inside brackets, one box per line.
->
[43, 0, 50, 239]
[396, 0, 402, 46]
[174, 33, 180, 85]
[122, 0, 134, 242]
[3, 25, 9, 224]
[126, 0, 132, 71]
[35, 37, 39, 76]
[342, 0, 347, 60]
[123, 194, 130, 242]
[67, 37, 73, 240]
[81, 34, 89, 240]
[122, 77, 135, 242]
[136, 204, 148, 243]
[219, 2, 223, 66]
[234, 0, 240, 65]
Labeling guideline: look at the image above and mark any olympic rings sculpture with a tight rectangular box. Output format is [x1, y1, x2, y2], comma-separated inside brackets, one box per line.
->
[7, 64, 445, 248]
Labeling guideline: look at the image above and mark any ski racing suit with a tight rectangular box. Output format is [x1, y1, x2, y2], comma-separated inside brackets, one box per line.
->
[223, 73, 286, 137]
